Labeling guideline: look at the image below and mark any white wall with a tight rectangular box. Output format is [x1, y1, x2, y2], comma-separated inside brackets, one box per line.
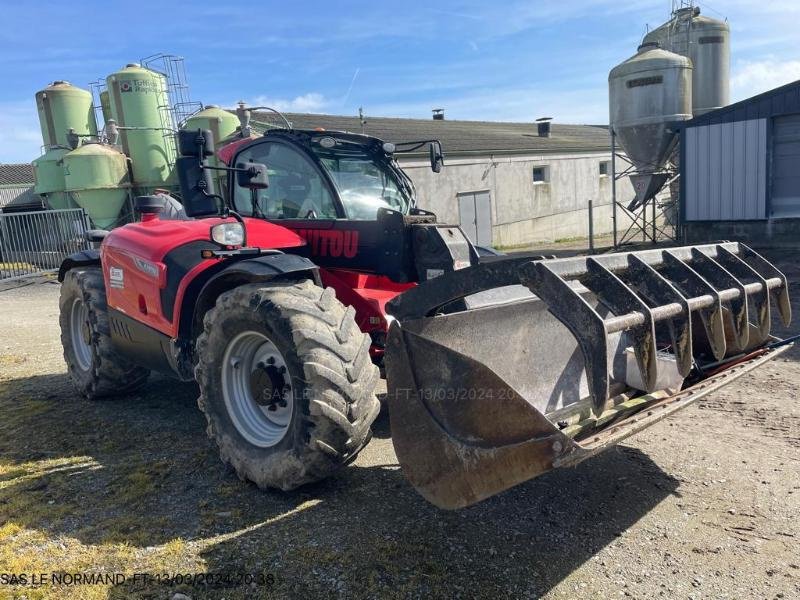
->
[399, 152, 637, 247]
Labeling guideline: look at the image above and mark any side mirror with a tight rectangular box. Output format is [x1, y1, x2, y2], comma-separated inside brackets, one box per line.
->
[429, 141, 444, 173]
[177, 128, 215, 158]
[176, 156, 219, 217]
[236, 162, 269, 190]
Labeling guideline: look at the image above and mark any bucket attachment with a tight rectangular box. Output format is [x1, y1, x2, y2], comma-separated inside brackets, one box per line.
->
[385, 243, 792, 509]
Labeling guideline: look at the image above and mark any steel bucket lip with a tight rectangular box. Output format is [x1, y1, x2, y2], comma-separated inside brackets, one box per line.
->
[559, 343, 793, 462]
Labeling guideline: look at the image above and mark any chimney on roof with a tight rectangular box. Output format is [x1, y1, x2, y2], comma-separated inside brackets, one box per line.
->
[536, 117, 552, 138]
[432, 108, 445, 121]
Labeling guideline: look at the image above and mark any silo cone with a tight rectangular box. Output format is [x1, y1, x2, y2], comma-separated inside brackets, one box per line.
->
[32, 147, 76, 209]
[63, 143, 130, 229]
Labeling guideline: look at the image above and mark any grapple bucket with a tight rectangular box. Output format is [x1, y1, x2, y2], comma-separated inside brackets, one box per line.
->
[384, 243, 792, 509]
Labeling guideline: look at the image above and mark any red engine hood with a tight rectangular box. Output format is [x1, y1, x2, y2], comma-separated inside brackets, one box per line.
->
[103, 216, 306, 263]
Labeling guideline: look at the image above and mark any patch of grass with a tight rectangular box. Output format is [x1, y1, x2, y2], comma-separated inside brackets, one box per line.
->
[112, 460, 171, 504]
[0, 522, 22, 539]
[493, 242, 537, 251]
[162, 537, 186, 558]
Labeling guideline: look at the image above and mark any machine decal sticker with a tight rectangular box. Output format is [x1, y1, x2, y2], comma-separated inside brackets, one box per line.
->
[133, 257, 159, 278]
[293, 229, 359, 258]
[109, 266, 125, 289]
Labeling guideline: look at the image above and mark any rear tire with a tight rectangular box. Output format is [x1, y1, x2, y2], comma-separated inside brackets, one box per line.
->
[59, 267, 150, 399]
[195, 279, 381, 491]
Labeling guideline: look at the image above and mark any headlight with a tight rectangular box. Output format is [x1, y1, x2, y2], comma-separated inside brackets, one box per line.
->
[211, 222, 244, 246]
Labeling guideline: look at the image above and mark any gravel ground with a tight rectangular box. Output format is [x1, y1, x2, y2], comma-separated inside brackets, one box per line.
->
[0, 254, 799, 599]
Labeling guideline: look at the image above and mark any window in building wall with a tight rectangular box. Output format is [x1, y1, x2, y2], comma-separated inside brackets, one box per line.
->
[532, 166, 549, 183]
[599, 160, 611, 176]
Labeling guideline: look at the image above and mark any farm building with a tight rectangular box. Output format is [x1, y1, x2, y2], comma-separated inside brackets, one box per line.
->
[681, 79, 800, 243]
[0, 164, 42, 213]
[281, 112, 636, 247]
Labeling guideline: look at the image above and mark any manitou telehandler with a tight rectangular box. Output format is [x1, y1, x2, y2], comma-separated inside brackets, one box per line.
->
[58, 124, 793, 509]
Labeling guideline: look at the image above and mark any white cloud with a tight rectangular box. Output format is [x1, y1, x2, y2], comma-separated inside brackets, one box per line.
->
[248, 93, 329, 113]
[731, 59, 800, 101]
[0, 102, 42, 164]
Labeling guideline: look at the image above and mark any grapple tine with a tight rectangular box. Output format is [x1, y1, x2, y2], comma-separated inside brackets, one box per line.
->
[689, 248, 750, 352]
[626, 254, 693, 377]
[583, 258, 658, 394]
[739, 244, 792, 326]
[518, 261, 609, 415]
[661, 251, 727, 360]
[713, 245, 771, 347]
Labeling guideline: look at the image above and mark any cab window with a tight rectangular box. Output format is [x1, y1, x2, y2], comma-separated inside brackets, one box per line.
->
[233, 142, 338, 219]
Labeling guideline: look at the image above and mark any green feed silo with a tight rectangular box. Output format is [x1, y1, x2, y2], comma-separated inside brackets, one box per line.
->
[35, 81, 98, 147]
[106, 63, 176, 192]
[63, 143, 130, 229]
[183, 105, 239, 193]
[183, 104, 239, 148]
[32, 147, 76, 210]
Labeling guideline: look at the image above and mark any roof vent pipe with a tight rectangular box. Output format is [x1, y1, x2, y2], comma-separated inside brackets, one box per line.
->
[432, 108, 445, 120]
[536, 117, 553, 138]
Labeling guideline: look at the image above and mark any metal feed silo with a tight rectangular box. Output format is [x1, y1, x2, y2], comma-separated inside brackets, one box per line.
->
[63, 143, 130, 229]
[106, 63, 176, 191]
[35, 81, 98, 148]
[609, 43, 692, 172]
[609, 43, 692, 207]
[643, 6, 730, 116]
[32, 147, 75, 210]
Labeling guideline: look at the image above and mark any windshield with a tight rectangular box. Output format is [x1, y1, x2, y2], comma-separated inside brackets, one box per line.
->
[232, 141, 339, 219]
[311, 145, 413, 219]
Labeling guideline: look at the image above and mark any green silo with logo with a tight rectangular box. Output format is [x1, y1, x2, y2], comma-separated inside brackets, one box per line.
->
[63, 143, 130, 229]
[106, 63, 176, 192]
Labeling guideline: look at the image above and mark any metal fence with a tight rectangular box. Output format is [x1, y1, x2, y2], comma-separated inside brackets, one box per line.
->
[0, 208, 92, 281]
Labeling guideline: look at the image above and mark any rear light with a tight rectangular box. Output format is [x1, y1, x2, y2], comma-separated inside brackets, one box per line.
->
[211, 222, 244, 246]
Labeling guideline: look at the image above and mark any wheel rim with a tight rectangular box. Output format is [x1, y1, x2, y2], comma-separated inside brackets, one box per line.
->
[221, 330, 294, 448]
[70, 297, 93, 372]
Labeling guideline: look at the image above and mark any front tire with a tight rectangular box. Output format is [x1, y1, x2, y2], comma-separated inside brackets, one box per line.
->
[59, 267, 150, 399]
[195, 279, 381, 491]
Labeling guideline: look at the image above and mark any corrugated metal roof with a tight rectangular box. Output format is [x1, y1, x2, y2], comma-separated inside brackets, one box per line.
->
[0, 186, 43, 211]
[0, 163, 34, 186]
[252, 112, 611, 155]
[685, 79, 800, 127]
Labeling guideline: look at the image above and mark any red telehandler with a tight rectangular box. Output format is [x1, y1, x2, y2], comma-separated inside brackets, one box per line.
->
[58, 125, 793, 509]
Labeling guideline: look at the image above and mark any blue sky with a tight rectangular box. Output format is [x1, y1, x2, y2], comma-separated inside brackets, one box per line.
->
[1, 0, 798, 162]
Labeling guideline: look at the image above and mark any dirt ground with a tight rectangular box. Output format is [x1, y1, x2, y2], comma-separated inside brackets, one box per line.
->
[0, 250, 799, 599]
